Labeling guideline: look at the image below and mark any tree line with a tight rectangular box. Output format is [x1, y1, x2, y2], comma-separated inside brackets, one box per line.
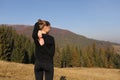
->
[54, 43, 120, 68]
[0, 25, 120, 68]
[0, 25, 34, 63]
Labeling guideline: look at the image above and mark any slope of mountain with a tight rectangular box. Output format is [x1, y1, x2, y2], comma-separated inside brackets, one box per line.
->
[7, 24, 119, 48]
[1, 24, 120, 49]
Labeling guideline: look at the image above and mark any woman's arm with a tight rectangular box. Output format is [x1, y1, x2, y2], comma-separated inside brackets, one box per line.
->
[32, 22, 39, 40]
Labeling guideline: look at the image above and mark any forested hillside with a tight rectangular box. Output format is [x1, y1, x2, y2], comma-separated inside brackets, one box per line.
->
[0, 25, 120, 68]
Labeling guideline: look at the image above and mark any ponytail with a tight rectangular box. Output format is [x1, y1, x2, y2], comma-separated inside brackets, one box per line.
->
[38, 19, 50, 30]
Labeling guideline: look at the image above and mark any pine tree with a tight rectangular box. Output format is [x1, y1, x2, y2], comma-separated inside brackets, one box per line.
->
[61, 45, 72, 67]
[71, 46, 80, 67]
[79, 49, 83, 67]
[82, 47, 90, 67]
[0, 26, 14, 61]
[11, 35, 25, 63]
[98, 48, 106, 67]
[92, 42, 98, 67]
[54, 44, 62, 67]
[112, 54, 120, 68]
[86, 45, 94, 67]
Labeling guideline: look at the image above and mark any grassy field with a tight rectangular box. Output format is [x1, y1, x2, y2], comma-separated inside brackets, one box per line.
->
[0, 61, 120, 80]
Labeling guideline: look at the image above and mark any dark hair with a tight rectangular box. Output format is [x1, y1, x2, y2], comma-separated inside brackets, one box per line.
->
[37, 19, 51, 30]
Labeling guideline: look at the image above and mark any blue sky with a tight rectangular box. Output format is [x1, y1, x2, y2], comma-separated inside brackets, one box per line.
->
[0, 0, 120, 43]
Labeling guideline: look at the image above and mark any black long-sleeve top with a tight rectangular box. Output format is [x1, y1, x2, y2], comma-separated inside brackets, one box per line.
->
[32, 22, 55, 64]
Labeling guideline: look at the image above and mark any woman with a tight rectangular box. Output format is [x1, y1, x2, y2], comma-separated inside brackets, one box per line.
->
[32, 19, 55, 80]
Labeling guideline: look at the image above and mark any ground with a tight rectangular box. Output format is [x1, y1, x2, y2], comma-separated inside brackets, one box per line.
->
[0, 61, 120, 80]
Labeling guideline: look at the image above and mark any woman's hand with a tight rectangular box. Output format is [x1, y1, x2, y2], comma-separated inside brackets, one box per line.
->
[38, 30, 44, 46]
[38, 30, 42, 38]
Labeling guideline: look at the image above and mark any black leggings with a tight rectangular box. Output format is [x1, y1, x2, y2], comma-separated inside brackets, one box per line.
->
[34, 62, 54, 80]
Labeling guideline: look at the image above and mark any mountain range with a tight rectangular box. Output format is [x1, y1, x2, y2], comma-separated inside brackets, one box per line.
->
[7, 24, 119, 47]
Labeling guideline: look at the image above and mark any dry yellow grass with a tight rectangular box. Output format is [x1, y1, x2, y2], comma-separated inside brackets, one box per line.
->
[0, 60, 120, 80]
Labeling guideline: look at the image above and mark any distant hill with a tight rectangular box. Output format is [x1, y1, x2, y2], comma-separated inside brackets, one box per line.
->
[1, 24, 120, 50]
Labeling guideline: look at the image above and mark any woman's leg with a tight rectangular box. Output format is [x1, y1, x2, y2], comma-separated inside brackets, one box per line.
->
[34, 63, 44, 80]
[45, 64, 54, 80]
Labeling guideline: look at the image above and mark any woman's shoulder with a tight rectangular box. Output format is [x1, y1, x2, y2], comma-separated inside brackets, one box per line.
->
[47, 35, 54, 42]
[42, 34, 54, 44]
[43, 34, 54, 40]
